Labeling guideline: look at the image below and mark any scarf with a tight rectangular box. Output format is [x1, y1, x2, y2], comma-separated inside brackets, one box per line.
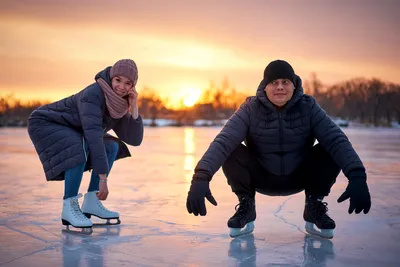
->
[97, 78, 129, 119]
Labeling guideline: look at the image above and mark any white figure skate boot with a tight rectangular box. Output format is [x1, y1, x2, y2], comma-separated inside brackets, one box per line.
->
[62, 194, 93, 234]
[82, 191, 121, 225]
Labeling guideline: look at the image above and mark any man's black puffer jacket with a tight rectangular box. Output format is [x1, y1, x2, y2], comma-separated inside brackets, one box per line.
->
[194, 75, 365, 180]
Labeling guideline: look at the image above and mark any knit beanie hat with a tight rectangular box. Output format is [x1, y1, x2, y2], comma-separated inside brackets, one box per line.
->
[263, 60, 295, 85]
[110, 59, 138, 86]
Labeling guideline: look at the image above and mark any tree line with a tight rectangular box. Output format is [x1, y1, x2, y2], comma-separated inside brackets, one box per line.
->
[1, 75, 399, 127]
[305, 73, 400, 126]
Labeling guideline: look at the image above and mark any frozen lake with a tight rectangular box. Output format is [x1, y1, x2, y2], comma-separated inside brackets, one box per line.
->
[0, 126, 400, 266]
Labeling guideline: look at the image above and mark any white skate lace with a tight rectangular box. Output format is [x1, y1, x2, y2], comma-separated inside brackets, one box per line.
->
[96, 198, 113, 213]
[71, 194, 89, 221]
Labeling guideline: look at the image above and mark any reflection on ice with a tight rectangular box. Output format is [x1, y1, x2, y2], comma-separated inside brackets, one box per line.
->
[0, 127, 399, 266]
[61, 226, 122, 267]
[228, 234, 257, 267]
[184, 128, 195, 181]
[303, 235, 335, 267]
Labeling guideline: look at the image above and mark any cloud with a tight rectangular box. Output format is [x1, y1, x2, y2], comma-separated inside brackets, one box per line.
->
[0, 0, 399, 101]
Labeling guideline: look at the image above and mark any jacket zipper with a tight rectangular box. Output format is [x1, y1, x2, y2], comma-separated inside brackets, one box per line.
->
[82, 137, 87, 161]
[278, 112, 284, 175]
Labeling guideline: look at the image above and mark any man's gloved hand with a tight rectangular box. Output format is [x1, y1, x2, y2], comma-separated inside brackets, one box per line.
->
[186, 178, 217, 216]
[337, 178, 371, 214]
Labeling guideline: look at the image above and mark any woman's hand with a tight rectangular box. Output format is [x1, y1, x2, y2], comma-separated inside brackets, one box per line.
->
[97, 174, 109, 200]
[128, 87, 139, 119]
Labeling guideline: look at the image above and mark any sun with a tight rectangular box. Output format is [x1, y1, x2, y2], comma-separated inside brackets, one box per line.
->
[183, 89, 201, 108]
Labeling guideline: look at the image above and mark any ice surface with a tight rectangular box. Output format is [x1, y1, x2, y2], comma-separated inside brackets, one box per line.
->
[1, 127, 400, 266]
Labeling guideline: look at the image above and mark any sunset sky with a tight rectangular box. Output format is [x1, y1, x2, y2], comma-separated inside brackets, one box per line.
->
[0, 0, 399, 108]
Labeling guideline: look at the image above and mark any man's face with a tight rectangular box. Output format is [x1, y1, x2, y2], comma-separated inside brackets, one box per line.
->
[264, 79, 295, 107]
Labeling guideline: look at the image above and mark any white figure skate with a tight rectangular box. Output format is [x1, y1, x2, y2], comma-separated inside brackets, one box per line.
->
[62, 194, 93, 234]
[81, 191, 121, 225]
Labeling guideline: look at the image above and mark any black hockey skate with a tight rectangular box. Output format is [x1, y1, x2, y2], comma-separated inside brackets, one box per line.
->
[303, 199, 335, 239]
[227, 196, 256, 238]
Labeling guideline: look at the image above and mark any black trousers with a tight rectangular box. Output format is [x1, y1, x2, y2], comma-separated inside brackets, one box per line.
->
[222, 144, 341, 199]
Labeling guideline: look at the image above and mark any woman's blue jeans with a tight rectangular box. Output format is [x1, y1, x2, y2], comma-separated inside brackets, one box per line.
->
[63, 139, 119, 199]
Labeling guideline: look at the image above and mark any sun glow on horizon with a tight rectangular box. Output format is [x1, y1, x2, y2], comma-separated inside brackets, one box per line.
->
[182, 88, 202, 108]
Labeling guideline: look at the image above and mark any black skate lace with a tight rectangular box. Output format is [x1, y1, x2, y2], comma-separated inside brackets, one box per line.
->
[234, 199, 251, 218]
[313, 201, 332, 222]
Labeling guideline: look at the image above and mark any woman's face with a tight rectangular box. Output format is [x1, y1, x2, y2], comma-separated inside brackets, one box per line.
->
[111, 76, 133, 97]
[264, 79, 295, 107]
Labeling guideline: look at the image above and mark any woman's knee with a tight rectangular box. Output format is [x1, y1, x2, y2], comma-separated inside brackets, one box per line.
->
[104, 140, 119, 156]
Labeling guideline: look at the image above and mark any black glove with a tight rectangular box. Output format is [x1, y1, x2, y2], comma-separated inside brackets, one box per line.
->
[186, 179, 217, 216]
[337, 178, 371, 214]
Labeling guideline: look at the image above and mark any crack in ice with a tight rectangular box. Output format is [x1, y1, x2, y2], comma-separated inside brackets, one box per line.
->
[273, 196, 307, 235]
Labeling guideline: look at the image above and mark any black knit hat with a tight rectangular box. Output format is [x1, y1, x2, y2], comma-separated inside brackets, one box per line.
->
[263, 60, 295, 85]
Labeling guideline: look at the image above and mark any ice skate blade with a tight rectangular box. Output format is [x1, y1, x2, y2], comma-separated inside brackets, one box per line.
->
[229, 221, 255, 238]
[84, 213, 121, 226]
[305, 222, 334, 239]
[93, 218, 121, 226]
[61, 219, 93, 235]
[62, 225, 93, 235]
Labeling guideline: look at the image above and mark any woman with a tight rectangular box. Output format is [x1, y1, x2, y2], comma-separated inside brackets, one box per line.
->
[28, 59, 144, 233]
[186, 60, 371, 239]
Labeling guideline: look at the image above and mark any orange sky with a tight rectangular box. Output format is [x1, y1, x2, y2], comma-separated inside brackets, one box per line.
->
[0, 0, 399, 108]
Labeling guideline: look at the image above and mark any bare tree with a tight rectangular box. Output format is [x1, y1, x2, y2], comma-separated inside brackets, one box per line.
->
[138, 87, 165, 126]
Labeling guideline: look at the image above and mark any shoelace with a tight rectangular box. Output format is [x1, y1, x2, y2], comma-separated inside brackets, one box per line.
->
[234, 199, 251, 218]
[71, 194, 88, 221]
[312, 201, 331, 222]
[95, 198, 112, 212]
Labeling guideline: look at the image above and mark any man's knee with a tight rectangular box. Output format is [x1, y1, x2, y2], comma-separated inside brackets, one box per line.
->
[222, 144, 248, 171]
[311, 144, 340, 172]
[312, 143, 329, 156]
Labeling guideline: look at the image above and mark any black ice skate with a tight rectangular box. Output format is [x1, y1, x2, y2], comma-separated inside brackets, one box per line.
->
[62, 194, 93, 235]
[303, 199, 335, 239]
[227, 196, 256, 238]
[82, 191, 121, 226]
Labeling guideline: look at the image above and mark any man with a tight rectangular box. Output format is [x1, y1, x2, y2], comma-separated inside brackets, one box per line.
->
[186, 60, 371, 238]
